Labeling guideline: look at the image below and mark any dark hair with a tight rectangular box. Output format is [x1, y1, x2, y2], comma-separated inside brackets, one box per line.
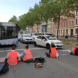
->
[51, 43, 55, 48]
[12, 46, 16, 50]
[25, 45, 29, 49]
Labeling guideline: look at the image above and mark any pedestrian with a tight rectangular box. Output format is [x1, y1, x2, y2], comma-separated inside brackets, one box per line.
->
[21, 45, 33, 63]
[69, 44, 78, 55]
[45, 43, 59, 58]
[7, 46, 20, 65]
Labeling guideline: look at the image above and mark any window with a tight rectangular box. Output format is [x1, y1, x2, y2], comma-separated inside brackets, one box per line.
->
[46, 36, 56, 40]
[76, 19, 78, 25]
[76, 10, 78, 16]
[42, 36, 46, 40]
[0, 28, 1, 39]
[72, 21, 74, 26]
[61, 23, 62, 27]
[37, 36, 42, 39]
[75, 28, 78, 34]
[64, 21, 65, 26]
[69, 21, 71, 26]
[66, 21, 68, 26]
[61, 30, 62, 34]
[66, 29, 68, 35]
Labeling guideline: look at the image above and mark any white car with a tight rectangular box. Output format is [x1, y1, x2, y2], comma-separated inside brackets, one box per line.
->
[31, 32, 56, 41]
[18, 34, 22, 41]
[21, 34, 33, 43]
[34, 35, 63, 49]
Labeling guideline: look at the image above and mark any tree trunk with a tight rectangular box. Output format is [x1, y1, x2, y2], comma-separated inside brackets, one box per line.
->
[57, 15, 60, 39]
[46, 21, 48, 32]
[37, 24, 39, 33]
[77, 28, 78, 41]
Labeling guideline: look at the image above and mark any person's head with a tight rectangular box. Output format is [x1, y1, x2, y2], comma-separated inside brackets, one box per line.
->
[73, 44, 76, 47]
[12, 46, 16, 50]
[25, 45, 29, 49]
[51, 43, 55, 48]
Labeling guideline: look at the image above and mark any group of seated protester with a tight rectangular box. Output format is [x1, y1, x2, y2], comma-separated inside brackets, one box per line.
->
[5, 43, 78, 66]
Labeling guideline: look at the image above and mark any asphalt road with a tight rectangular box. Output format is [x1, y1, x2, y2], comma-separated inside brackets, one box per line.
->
[0, 42, 78, 78]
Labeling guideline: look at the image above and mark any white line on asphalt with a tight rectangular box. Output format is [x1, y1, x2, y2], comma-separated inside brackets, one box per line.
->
[59, 50, 70, 52]
[61, 54, 66, 55]
[0, 48, 44, 53]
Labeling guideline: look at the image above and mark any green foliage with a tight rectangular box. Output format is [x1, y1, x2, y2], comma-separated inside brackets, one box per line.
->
[8, 15, 18, 23]
[8, 0, 78, 30]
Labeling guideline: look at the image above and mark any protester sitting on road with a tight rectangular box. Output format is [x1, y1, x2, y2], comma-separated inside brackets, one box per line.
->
[70, 44, 78, 55]
[45, 43, 59, 58]
[7, 46, 20, 65]
[21, 45, 33, 63]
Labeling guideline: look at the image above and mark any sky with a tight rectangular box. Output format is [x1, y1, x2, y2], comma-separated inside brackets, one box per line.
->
[0, 0, 41, 22]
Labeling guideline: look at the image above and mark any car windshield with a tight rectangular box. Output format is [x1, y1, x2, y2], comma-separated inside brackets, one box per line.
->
[46, 36, 56, 40]
[23, 34, 31, 37]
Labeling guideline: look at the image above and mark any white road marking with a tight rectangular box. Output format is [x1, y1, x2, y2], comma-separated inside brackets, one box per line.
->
[0, 48, 44, 53]
[59, 50, 70, 51]
[59, 50, 70, 52]
[61, 54, 66, 55]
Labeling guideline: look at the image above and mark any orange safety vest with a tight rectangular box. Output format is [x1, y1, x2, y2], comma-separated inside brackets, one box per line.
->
[7, 51, 18, 65]
[72, 46, 77, 55]
[23, 49, 33, 61]
[50, 47, 57, 58]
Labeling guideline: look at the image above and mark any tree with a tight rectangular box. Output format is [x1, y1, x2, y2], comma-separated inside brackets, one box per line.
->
[8, 15, 18, 23]
[39, 0, 53, 32]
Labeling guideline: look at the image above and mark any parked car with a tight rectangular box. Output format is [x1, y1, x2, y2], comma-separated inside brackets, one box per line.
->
[34, 35, 63, 49]
[18, 34, 22, 41]
[20, 34, 33, 43]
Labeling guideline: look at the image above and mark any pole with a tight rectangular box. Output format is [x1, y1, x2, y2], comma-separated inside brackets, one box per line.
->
[77, 28, 78, 41]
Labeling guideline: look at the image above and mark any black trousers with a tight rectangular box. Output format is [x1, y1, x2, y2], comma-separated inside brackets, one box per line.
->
[21, 57, 33, 63]
[45, 53, 50, 57]
[70, 52, 74, 55]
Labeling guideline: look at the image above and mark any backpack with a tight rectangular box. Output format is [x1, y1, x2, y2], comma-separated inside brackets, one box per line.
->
[0, 59, 9, 74]
[34, 57, 45, 63]
[75, 48, 78, 56]
[34, 57, 45, 68]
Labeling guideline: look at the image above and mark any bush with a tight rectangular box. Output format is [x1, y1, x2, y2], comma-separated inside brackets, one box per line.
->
[61, 40, 78, 46]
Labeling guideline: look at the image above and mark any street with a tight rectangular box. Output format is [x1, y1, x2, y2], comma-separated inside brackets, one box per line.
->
[0, 42, 78, 78]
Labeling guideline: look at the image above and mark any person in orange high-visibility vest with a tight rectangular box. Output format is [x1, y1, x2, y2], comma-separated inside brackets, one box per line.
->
[7, 46, 20, 65]
[70, 44, 77, 55]
[45, 44, 59, 58]
[21, 45, 33, 63]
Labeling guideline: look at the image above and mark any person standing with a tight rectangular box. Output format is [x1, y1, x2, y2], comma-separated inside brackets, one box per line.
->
[7, 46, 20, 65]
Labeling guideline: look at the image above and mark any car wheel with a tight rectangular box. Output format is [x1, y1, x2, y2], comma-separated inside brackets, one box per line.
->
[34, 42, 37, 46]
[46, 44, 50, 49]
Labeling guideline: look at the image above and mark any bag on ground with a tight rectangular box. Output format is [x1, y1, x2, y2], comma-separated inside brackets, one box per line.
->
[0, 59, 9, 74]
[35, 62, 43, 68]
[34, 57, 45, 68]
[34, 57, 45, 63]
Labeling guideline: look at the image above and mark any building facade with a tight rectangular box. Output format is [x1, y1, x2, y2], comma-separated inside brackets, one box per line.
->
[30, 10, 78, 37]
